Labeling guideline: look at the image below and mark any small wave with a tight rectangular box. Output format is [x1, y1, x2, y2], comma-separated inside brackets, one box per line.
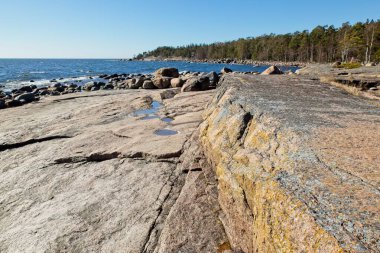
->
[30, 71, 46, 74]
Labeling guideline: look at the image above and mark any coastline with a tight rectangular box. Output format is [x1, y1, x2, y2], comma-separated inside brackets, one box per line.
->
[133, 56, 307, 67]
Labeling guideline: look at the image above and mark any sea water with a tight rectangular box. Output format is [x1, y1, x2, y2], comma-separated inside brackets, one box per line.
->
[0, 59, 298, 90]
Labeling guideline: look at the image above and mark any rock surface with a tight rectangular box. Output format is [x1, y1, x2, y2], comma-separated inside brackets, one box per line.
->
[0, 89, 230, 252]
[200, 74, 380, 252]
[261, 65, 283, 75]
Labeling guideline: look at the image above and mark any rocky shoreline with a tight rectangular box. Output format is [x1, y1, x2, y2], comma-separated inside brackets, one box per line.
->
[0, 65, 289, 110]
[0, 64, 379, 252]
[0, 67, 222, 110]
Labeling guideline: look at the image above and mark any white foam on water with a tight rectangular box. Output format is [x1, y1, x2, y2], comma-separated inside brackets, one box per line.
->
[2, 76, 97, 91]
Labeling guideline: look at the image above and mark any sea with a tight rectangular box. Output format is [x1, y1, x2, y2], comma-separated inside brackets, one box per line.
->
[0, 59, 298, 91]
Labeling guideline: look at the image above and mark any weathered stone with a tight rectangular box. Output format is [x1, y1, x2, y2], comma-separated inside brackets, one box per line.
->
[153, 77, 172, 89]
[15, 93, 35, 103]
[261, 65, 283, 75]
[181, 76, 210, 92]
[205, 71, 219, 86]
[170, 78, 184, 88]
[200, 74, 380, 253]
[142, 80, 156, 89]
[0, 89, 223, 253]
[154, 68, 179, 78]
[129, 77, 144, 89]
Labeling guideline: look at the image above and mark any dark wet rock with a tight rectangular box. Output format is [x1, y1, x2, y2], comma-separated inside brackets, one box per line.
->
[103, 83, 114, 90]
[91, 86, 100, 91]
[154, 68, 179, 78]
[15, 93, 35, 103]
[142, 80, 156, 89]
[50, 79, 57, 82]
[19, 86, 33, 93]
[170, 78, 184, 88]
[30, 80, 35, 83]
[0, 99, 5, 109]
[83, 81, 98, 91]
[50, 91, 60, 96]
[205, 71, 219, 86]
[261, 65, 284, 75]
[5, 99, 22, 107]
[153, 77, 172, 89]
[129, 77, 144, 89]
[181, 76, 210, 92]
[221, 67, 233, 74]
[160, 89, 179, 100]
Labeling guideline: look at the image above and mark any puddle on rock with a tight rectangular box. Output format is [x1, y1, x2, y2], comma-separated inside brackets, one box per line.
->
[132, 101, 161, 116]
[161, 117, 174, 123]
[154, 129, 178, 136]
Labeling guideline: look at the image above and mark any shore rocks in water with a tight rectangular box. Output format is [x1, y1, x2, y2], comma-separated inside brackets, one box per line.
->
[261, 65, 283, 75]
[15, 93, 35, 103]
[181, 76, 210, 92]
[1, 67, 222, 110]
[221, 67, 233, 74]
[154, 67, 180, 78]
[205, 71, 219, 87]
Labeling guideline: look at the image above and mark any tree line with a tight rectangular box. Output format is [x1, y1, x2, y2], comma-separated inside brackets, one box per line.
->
[136, 20, 380, 63]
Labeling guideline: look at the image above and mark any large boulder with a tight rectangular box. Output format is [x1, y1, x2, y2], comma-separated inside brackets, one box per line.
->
[170, 78, 185, 88]
[261, 65, 283, 75]
[19, 85, 33, 93]
[154, 68, 179, 78]
[15, 93, 35, 103]
[181, 76, 210, 92]
[126, 78, 144, 89]
[142, 80, 156, 89]
[153, 77, 172, 89]
[205, 71, 219, 86]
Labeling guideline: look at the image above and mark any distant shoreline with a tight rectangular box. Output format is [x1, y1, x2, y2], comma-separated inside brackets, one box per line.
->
[132, 57, 306, 67]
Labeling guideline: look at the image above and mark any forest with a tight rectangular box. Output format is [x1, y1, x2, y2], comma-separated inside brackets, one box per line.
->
[136, 20, 380, 63]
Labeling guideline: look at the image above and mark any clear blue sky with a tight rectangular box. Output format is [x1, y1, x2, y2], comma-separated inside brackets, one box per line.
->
[0, 0, 379, 58]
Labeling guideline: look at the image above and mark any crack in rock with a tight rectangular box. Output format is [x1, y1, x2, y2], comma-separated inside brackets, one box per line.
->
[0, 135, 71, 152]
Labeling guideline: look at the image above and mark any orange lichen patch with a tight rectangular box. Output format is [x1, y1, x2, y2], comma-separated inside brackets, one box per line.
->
[217, 242, 232, 252]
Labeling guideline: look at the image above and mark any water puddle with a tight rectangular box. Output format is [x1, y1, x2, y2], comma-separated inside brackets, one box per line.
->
[131, 100, 178, 136]
[133, 101, 161, 116]
[154, 129, 178, 136]
[161, 117, 174, 123]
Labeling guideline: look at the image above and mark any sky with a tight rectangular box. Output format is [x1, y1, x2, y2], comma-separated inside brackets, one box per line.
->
[0, 0, 379, 59]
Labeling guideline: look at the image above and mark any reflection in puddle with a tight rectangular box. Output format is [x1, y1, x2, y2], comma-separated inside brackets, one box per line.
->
[161, 117, 174, 123]
[133, 101, 161, 116]
[154, 129, 178, 136]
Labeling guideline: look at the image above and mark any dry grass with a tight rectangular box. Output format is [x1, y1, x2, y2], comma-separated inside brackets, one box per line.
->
[336, 62, 362, 69]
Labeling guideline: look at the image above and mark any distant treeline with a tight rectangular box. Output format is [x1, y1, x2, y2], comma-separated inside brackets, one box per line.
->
[137, 20, 380, 63]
